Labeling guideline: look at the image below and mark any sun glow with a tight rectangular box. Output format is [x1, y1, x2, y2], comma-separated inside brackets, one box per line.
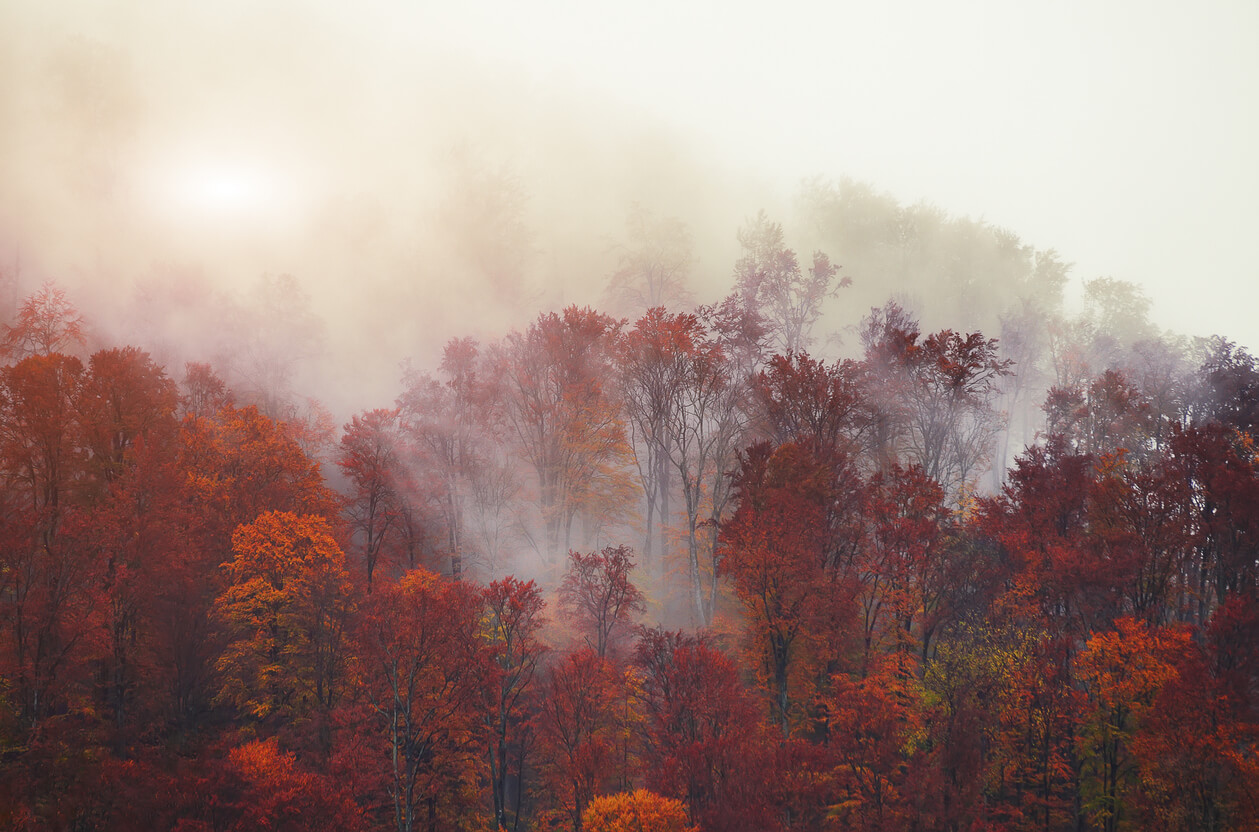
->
[138, 142, 312, 234]
[188, 168, 261, 208]
[173, 161, 275, 217]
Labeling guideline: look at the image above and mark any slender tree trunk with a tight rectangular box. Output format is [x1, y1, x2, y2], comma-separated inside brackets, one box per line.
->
[687, 512, 702, 626]
[659, 461, 671, 577]
[707, 521, 721, 625]
[643, 485, 655, 574]
[392, 707, 406, 832]
[776, 653, 790, 739]
[447, 486, 462, 579]
[511, 747, 527, 832]
[490, 727, 506, 827]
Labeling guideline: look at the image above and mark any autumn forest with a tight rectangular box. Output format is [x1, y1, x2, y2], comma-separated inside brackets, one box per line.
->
[1, 198, 1258, 832]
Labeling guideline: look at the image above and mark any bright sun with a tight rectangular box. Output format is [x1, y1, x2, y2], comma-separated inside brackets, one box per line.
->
[174, 163, 274, 217]
[137, 143, 306, 231]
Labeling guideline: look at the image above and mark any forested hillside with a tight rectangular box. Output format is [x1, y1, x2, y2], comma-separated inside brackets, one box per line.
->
[1, 193, 1256, 832]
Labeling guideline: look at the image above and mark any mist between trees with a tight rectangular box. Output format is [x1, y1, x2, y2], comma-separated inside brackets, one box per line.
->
[1, 190, 1257, 831]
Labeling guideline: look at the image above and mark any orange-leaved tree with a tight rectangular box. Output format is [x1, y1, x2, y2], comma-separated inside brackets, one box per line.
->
[171, 401, 338, 727]
[171, 737, 366, 832]
[214, 510, 356, 724]
[825, 649, 924, 832]
[582, 789, 698, 832]
[1076, 617, 1191, 832]
[179, 403, 338, 540]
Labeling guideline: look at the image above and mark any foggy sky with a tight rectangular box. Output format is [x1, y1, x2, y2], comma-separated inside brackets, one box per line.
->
[1, 0, 1256, 417]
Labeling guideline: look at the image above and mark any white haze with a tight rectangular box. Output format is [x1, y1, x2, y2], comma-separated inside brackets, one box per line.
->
[1, 0, 1257, 420]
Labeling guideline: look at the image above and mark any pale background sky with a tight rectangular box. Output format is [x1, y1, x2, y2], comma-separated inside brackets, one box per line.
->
[413, 0, 1259, 342]
[2, 0, 1257, 361]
